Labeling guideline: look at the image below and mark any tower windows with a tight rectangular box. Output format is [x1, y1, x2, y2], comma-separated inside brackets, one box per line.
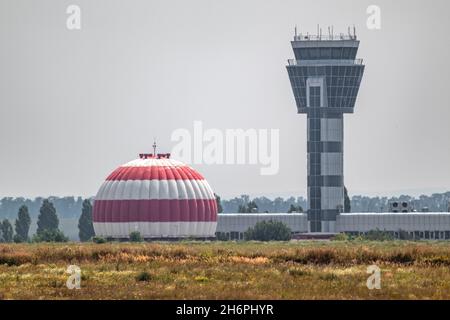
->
[306, 77, 325, 108]
[310, 86, 321, 107]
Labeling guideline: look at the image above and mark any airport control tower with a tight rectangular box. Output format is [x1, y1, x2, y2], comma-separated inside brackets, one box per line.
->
[286, 28, 365, 232]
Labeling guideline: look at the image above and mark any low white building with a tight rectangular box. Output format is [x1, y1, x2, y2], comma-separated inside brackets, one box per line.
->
[216, 212, 450, 240]
[337, 213, 450, 240]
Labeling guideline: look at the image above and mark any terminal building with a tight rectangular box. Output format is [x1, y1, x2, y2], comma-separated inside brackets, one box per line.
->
[216, 212, 450, 240]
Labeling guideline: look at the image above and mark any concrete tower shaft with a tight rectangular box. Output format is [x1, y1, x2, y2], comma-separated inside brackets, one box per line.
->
[286, 32, 365, 232]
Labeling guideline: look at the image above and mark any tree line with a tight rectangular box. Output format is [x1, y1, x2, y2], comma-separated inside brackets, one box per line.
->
[219, 191, 450, 213]
[0, 199, 94, 243]
[0, 196, 87, 220]
[1, 191, 449, 222]
[221, 191, 350, 214]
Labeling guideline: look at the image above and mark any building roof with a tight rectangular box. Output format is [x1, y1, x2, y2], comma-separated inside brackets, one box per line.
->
[218, 213, 306, 217]
[341, 212, 450, 216]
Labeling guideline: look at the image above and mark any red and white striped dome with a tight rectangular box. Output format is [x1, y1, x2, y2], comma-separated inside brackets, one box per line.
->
[93, 153, 217, 238]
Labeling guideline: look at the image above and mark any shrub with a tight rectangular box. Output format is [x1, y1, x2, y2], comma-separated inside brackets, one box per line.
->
[361, 229, 394, 241]
[136, 271, 152, 282]
[389, 251, 415, 264]
[32, 229, 68, 242]
[93, 236, 106, 244]
[0, 252, 33, 266]
[304, 249, 337, 264]
[244, 220, 292, 241]
[129, 231, 143, 242]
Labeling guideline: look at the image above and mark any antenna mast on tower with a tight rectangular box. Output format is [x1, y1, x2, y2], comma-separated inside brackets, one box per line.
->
[152, 139, 157, 157]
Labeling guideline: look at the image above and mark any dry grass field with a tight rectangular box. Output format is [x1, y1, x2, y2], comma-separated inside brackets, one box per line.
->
[0, 241, 449, 299]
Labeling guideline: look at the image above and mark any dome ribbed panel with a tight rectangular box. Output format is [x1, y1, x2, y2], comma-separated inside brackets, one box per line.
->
[93, 158, 217, 238]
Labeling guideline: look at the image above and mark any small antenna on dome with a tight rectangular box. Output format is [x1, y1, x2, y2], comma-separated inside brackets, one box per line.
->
[152, 138, 157, 157]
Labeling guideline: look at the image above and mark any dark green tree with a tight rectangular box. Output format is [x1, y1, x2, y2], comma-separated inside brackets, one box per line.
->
[245, 220, 292, 241]
[248, 200, 258, 213]
[237, 200, 259, 213]
[288, 204, 303, 213]
[344, 186, 351, 213]
[36, 199, 59, 235]
[0, 219, 14, 242]
[14, 205, 31, 242]
[214, 194, 223, 213]
[78, 199, 95, 241]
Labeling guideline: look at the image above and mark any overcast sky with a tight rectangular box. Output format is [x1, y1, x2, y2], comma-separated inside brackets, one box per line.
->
[1, 0, 449, 199]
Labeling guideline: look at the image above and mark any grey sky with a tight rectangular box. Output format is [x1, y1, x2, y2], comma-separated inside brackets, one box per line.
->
[1, 0, 449, 199]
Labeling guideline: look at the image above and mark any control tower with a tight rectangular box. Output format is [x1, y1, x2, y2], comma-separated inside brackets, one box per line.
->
[286, 29, 365, 232]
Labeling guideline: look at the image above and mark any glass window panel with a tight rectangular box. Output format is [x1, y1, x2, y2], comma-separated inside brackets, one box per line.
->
[301, 49, 309, 60]
[332, 48, 341, 59]
[345, 67, 352, 76]
[320, 48, 331, 59]
[342, 47, 351, 59]
[310, 48, 320, 59]
[332, 66, 339, 75]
